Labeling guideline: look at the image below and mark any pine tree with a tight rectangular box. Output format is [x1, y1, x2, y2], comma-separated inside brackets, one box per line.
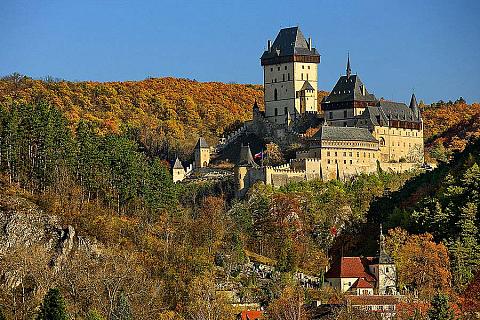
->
[36, 288, 69, 320]
[427, 293, 454, 320]
[111, 291, 132, 320]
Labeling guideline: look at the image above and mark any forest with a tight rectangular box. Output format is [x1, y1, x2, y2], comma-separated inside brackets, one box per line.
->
[0, 75, 479, 319]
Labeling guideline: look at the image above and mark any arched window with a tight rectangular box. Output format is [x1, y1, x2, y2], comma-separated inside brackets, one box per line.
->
[380, 137, 386, 146]
[274, 88, 278, 101]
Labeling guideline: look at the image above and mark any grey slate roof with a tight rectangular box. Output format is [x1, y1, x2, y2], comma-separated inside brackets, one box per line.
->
[173, 157, 184, 169]
[237, 145, 259, 167]
[261, 27, 319, 61]
[195, 137, 209, 149]
[323, 75, 377, 104]
[311, 125, 378, 143]
[300, 80, 315, 91]
[409, 93, 421, 119]
[355, 99, 422, 127]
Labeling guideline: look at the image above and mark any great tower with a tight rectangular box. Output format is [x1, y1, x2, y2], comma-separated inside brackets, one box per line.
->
[261, 27, 320, 124]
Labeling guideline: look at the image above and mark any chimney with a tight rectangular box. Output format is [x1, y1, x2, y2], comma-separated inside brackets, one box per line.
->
[308, 37, 312, 50]
[268, 40, 272, 52]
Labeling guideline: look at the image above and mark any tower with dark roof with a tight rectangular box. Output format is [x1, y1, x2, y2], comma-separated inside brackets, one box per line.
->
[261, 27, 320, 124]
[322, 56, 377, 127]
[409, 93, 421, 120]
[194, 137, 210, 168]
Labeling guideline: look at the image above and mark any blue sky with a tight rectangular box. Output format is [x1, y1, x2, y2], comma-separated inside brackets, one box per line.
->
[1, 0, 479, 104]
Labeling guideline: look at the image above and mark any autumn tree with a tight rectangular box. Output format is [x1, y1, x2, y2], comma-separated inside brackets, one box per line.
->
[386, 229, 451, 299]
[185, 272, 233, 320]
[267, 285, 307, 320]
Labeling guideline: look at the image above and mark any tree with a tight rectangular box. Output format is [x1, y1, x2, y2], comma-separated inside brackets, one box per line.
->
[389, 231, 451, 299]
[111, 291, 132, 320]
[85, 309, 106, 320]
[267, 285, 307, 320]
[185, 272, 233, 320]
[263, 142, 284, 166]
[36, 288, 69, 320]
[0, 307, 6, 320]
[427, 293, 454, 320]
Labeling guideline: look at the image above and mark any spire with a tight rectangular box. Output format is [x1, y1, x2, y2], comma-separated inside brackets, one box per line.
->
[378, 224, 393, 264]
[409, 92, 420, 119]
[346, 53, 352, 79]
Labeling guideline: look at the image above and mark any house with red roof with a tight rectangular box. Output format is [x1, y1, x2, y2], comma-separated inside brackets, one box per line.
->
[324, 226, 397, 296]
[237, 310, 263, 320]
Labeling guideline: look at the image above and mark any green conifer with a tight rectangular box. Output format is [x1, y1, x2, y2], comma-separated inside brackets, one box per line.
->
[36, 288, 69, 320]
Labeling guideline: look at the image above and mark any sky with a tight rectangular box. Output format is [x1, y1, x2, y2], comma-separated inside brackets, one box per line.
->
[1, 0, 479, 104]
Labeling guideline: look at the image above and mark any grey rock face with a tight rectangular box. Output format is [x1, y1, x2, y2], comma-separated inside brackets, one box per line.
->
[0, 195, 101, 267]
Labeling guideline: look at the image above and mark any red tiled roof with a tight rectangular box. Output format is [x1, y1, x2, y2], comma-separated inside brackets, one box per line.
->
[324, 257, 376, 282]
[351, 278, 373, 289]
[240, 310, 263, 320]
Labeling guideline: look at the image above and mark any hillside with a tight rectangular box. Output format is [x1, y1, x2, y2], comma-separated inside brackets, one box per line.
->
[422, 99, 480, 161]
[0, 74, 331, 159]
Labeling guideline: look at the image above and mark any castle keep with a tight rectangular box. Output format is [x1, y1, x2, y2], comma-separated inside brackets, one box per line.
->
[235, 27, 424, 197]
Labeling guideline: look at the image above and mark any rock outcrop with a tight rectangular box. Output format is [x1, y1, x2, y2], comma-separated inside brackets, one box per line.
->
[0, 194, 101, 269]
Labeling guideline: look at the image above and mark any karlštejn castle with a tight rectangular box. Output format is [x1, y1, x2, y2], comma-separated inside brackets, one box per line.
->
[173, 27, 424, 198]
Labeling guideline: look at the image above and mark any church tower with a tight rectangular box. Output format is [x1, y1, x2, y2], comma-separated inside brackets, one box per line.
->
[261, 27, 320, 124]
[369, 225, 397, 295]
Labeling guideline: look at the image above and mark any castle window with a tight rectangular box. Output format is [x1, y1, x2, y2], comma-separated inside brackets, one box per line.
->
[302, 65, 305, 69]
[270, 67, 273, 72]
[327, 151, 330, 156]
[301, 73, 304, 80]
[344, 160, 346, 164]
[274, 88, 278, 101]
[275, 108, 278, 116]
[329, 112, 333, 119]
[335, 152, 338, 157]
[344, 110, 347, 118]
[357, 152, 359, 157]
[350, 160, 353, 164]
[380, 137, 385, 146]
[343, 152, 346, 157]
[335, 160, 337, 163]
[386, 267, 389, 273]
[277, 66, 280, 71]
[284, 66, 287, 70]
[288, 73, 290, 81]
[349, 152, 352, 157]
[306, 73, 309, 80]
[308, 65, 310, 69]
[328, 159, 331, 164]
[283, 74, 285, 81]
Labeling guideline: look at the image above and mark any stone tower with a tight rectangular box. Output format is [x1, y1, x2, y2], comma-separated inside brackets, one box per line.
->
[172, 157, 186, 183]
[234, 145, 259, 198]
[194, 137, 210, 168]
[369, 225, 397, 295]
[261, 27, 320, 124]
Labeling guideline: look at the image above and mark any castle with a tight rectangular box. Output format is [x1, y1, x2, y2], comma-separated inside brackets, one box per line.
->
[235, 26, 424, 197]
[171, 26, 424, 197]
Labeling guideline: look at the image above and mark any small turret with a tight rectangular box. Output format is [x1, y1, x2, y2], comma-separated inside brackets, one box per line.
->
[172, 157, 186, 183]
[409, 93, 421, 120]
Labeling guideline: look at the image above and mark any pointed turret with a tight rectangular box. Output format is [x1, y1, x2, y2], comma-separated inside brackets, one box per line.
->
[409, 93, 421, 120]
[173, 157, 184, 170]
[237, 144, 258, 167]
[346, 53, 352, 79]
[378, 224, 393, 264]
